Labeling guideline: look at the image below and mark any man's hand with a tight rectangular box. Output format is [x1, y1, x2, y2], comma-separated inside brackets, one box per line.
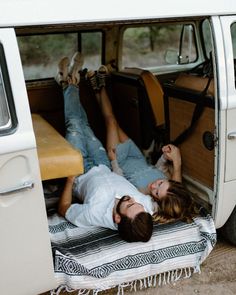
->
[108, 147, 117, 161]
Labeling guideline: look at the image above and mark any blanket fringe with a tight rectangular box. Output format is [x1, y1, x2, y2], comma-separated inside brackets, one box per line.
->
[50, 284, 75, 295]
[52, 267, 196, 295]
[117, 267, 194, 294]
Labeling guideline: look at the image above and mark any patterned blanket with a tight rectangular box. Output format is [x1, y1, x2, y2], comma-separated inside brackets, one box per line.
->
[48, 213, 216, 294]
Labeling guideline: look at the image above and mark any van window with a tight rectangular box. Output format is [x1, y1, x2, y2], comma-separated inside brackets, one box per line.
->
[0, 44, 17, 135]
[121, 23, 197, 69]
[17, 31, 103, 80]
[231, 22, 236, 87]
[0, 69, 10, 129]
[81, 32, 103, 69]
[202, 19, 213, 59]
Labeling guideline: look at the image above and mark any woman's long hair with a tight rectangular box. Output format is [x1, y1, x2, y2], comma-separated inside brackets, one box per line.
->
[152, 180, 199, 224]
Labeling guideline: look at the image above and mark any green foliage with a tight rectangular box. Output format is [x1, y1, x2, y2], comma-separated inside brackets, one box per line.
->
[18, 32, 102, 66]
[82, 32, 102, 55]
[18, 34, 77, 65]
[123, 24, 182, 53]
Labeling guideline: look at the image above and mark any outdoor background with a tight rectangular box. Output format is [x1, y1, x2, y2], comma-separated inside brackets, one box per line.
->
[17, 24, 197, 80]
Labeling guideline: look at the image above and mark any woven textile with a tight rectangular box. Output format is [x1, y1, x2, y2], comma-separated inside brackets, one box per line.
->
[48, 213, 216, 294]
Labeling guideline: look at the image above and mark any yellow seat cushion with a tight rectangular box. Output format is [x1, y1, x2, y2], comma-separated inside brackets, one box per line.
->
[32, 113, 84, 180]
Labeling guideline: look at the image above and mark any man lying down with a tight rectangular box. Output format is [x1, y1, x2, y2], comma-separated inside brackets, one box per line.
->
[56, 52, 199, 243]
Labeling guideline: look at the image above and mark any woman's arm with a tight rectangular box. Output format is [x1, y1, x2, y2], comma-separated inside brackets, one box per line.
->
[162, 144, 182, 182]
[155, 154, 172, 179]
[58, 176, 76, 217]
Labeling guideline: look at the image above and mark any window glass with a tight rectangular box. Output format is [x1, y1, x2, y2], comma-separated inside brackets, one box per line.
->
[0, 67, 11, 129]
[81, 32, 102, 69]
[17, 32, 102, 80]
[231, 22, 236, 87]
[202, 19, 213, 59]
[18, 34, 78, 80]
[0, 43, 17, 134]
[179, 25, 197, 64]
[122, 24, 197, 69]
[231, 23, 236, 58]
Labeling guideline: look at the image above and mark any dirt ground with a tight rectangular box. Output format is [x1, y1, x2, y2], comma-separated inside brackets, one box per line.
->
[42, 232, 236, 295]
[132, 232, 236, 295]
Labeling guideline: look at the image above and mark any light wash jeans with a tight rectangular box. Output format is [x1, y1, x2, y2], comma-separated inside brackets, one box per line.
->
[63, 85, 110, 173]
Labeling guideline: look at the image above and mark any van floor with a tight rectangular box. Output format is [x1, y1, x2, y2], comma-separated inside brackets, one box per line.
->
[40, 233, 236, 295]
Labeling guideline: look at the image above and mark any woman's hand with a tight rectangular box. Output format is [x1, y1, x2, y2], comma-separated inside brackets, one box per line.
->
[162, 144, 181, 166]
[162, 144, 182, 182]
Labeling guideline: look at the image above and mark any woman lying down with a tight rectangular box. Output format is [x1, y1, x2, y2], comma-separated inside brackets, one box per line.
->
[55, 52, 199, 243]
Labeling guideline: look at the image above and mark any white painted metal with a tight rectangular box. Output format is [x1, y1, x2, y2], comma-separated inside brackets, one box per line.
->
[0, 29, 56, 295]
[211, 16, 236, 227]
[0, 0, 235, 27]
[220, 17, 236, 183]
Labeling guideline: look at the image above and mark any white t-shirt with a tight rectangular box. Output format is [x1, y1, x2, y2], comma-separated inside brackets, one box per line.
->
[66, 165, 157, 230]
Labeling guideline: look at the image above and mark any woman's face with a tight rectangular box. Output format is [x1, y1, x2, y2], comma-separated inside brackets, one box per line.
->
[148, 179, 170, 200]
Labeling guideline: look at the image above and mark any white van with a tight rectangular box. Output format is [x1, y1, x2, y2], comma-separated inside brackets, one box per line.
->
[1, 0, 236, 294]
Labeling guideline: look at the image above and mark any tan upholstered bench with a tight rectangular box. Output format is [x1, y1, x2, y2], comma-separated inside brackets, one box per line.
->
[175, 73, 214, 96]
[32, 113, 84, 180]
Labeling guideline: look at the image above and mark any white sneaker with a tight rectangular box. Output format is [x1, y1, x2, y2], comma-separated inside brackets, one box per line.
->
[55, 57, 69, 87]
[68, 52, 84, 85]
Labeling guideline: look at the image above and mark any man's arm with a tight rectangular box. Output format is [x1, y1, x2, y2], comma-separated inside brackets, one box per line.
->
[108, 147, 124, 176]
[111, 159, 124, 176]
[58, 176, 76, 217]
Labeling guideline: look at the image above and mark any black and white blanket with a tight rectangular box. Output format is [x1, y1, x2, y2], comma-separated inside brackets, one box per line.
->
[48, 213, 216, 294]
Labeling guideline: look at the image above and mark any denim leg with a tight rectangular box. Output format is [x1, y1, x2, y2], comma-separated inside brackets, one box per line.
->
[64, 85, 88, 155]
[64, 85, 89, 127]
[85, 128, 110, 169]
[63, 85, 110, 172]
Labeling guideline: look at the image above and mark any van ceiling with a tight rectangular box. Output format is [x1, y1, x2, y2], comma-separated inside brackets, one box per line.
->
[15, 17, 205, 35]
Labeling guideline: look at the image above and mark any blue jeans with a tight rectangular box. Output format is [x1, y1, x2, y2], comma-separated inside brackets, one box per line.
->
[63, 85, 110, 173]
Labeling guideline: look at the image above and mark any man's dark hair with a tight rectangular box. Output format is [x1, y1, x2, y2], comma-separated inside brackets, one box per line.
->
[118, 212, 153, 242]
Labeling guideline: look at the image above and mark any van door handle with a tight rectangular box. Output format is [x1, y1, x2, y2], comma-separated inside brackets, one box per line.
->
[0, 181, 34, 196]
[228, 132, 236, 140]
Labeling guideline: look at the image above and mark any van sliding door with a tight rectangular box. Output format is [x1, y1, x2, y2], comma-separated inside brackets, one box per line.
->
[211, 16, 236, 228]
[0, 29, 56, 294]
[219, 17, 236, 182]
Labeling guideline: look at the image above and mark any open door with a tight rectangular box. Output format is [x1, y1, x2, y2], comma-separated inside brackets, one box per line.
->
[0, 29, 56, 294]
[211, 16, 236, 229]
[219, 16, 236, 182]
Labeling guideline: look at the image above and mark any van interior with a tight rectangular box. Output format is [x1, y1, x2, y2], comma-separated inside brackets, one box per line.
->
[15, 17, 216, 214]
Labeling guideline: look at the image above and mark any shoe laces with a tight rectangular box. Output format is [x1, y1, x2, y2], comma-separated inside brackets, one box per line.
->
[97, 65, 109, 88]
[86, 70, 98, 91]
